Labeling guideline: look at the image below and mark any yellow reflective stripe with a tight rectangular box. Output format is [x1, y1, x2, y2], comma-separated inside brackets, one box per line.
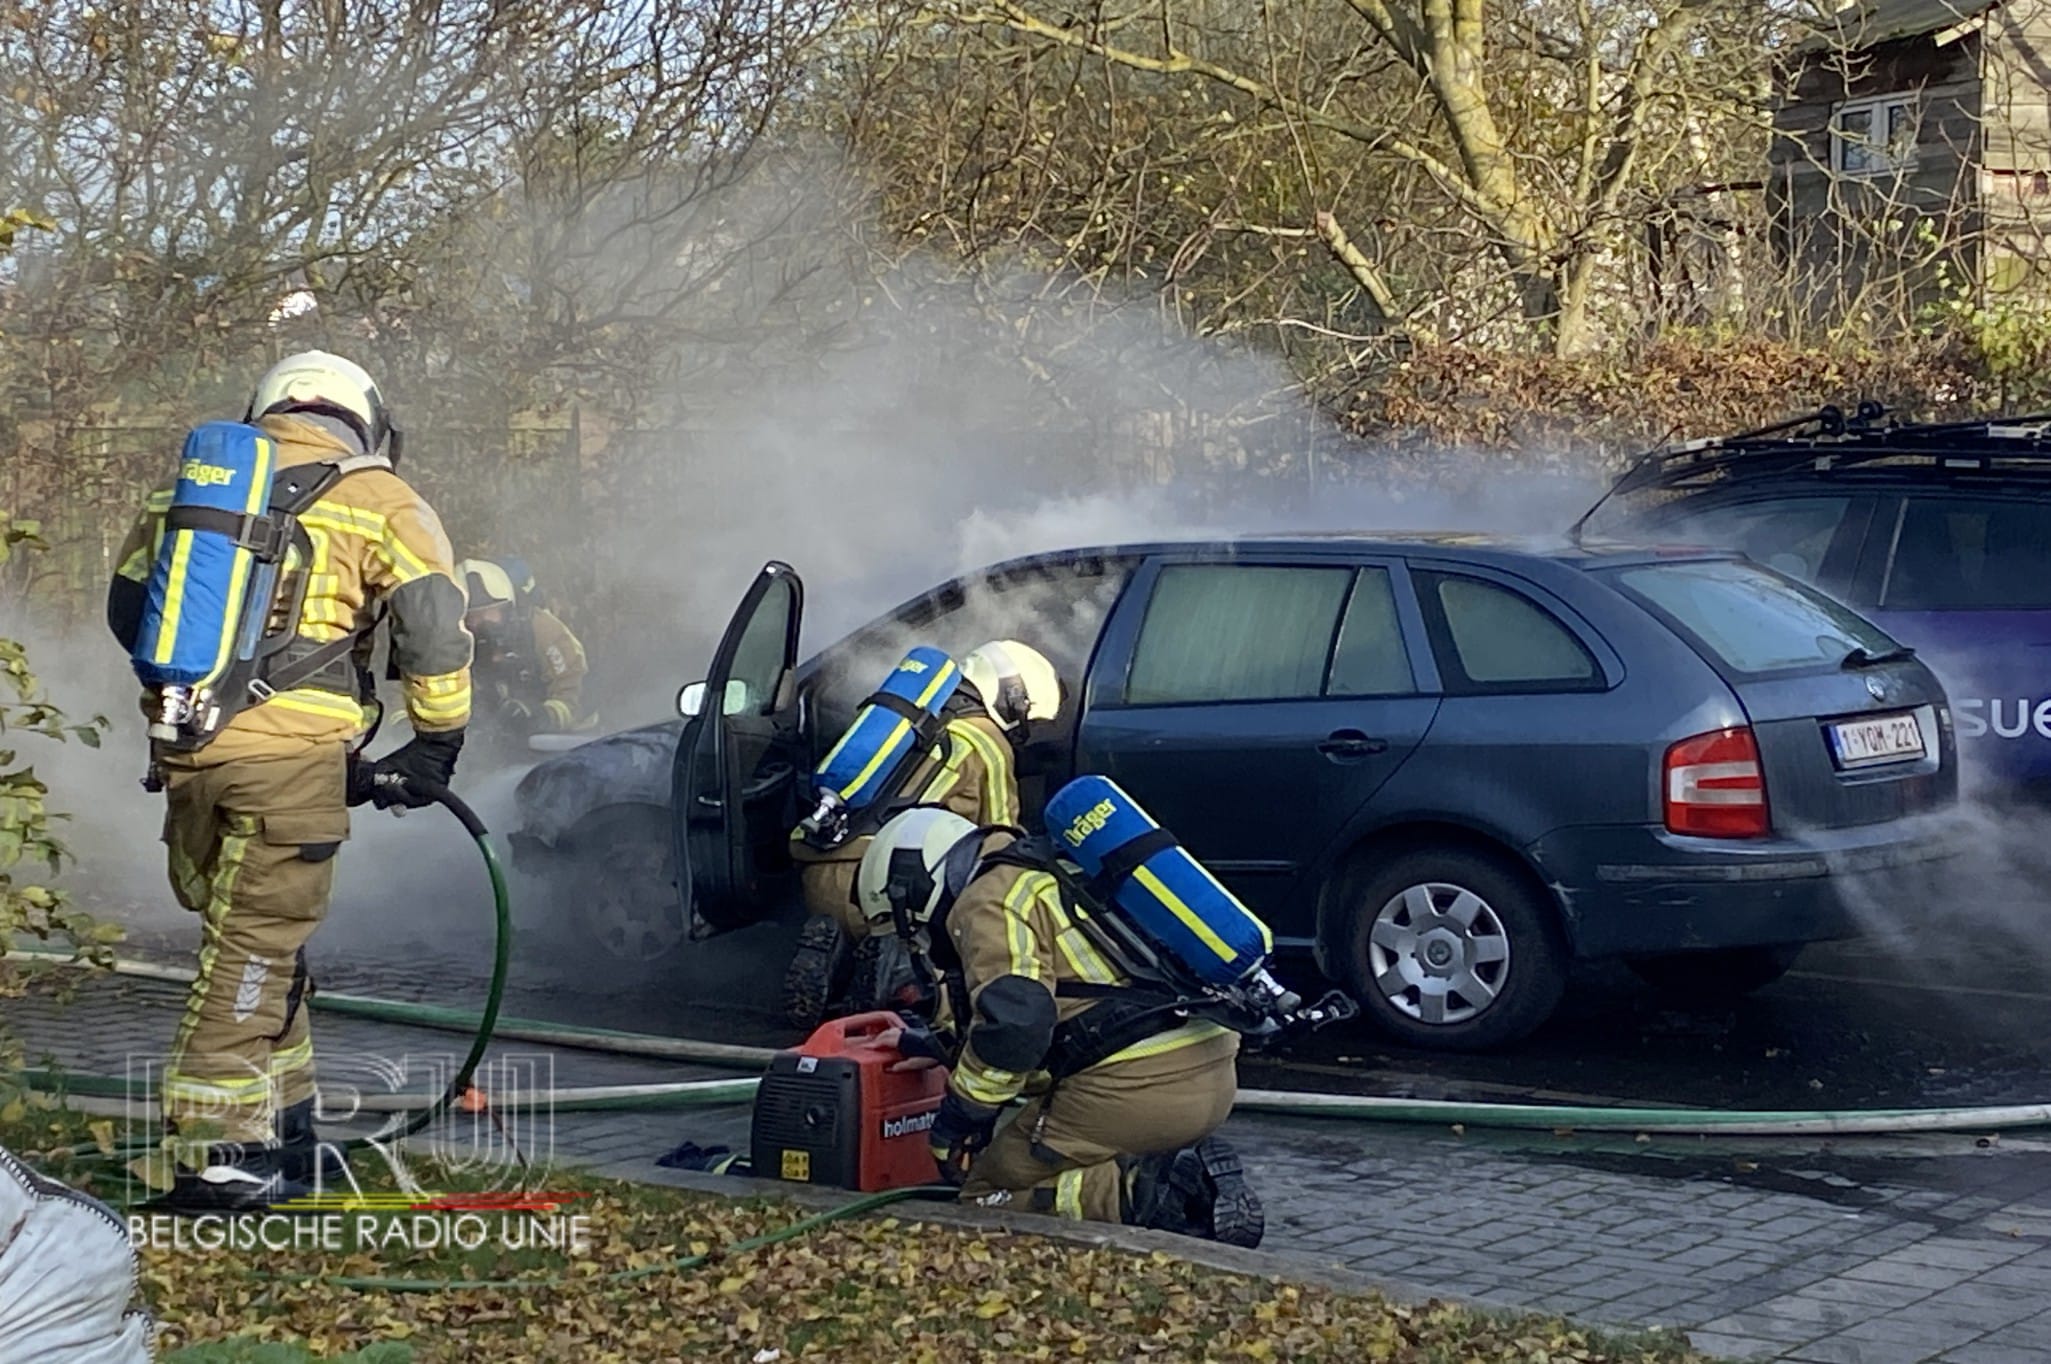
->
[1098, 1020, 1232, 1069]
[836, 717, 912, 800]
[266, 689, 366, 722]
[953, 722, 1017, 825]
[1001, 873, 1045, 981]
[1054, 925, 1120, 985]
[210, 538, 255, 682]
[268, 1036, 313, 1077]
[544, 699, 575, 728]
[298, 505, 387, 539]
[1133, 863, 1238, 964]
[163, 1071, 277, 1105]
[408, 671, 471, 726]
[831, 660, 959, 801]
[167, 825, 253, 1087]
[145, 490, 176, 512]
[377, 525, 432, 582]
[118, 537, 154, 580]
[915, 733, 970, 805]
[152, 531, 195, 665]
[1054, 1168, 1087, 1220]
[953, 1060, 1022, 1107]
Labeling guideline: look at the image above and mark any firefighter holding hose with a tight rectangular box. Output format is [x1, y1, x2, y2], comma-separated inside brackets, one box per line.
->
[107, 350, 473, 1212]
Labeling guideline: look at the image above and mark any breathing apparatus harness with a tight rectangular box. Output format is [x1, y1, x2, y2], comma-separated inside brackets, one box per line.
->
[981, 834, 1354, 1074]
[880, 823, 1355, 1082]
[134, 438, 391, 790]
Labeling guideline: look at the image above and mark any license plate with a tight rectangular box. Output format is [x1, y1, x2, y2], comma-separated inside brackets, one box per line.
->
[1828, 712, 1926, 768]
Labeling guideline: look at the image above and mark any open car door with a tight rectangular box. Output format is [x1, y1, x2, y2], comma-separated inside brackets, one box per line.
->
[670, 561, 806, 936]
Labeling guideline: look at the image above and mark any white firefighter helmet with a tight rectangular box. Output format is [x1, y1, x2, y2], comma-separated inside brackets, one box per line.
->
[458, 559, 517, 613]
[960, 640, 1061, 732]
[855, 807, 981, 934]
[246, 350, 396, 459]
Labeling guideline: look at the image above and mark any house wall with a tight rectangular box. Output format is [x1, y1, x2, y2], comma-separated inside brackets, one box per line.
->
[1769, 28, 1982, 320]
[1980, 0, 2051, 294]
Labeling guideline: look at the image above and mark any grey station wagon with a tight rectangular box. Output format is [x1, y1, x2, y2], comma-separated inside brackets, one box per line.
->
[515, 534, 1967, 1050]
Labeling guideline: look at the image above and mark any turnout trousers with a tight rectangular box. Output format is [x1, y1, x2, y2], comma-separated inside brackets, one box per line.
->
[156, 741, 350, 1154]
[960, 1036, 1239, 1223]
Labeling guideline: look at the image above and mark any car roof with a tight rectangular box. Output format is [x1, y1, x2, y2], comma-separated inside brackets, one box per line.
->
[1600, 404, 2051, 506]
[975, 531, 1734, 574]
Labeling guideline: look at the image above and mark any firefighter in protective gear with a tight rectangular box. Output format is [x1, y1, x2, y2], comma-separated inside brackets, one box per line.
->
[790, 640, 1059, 942]
[106, 350, 473, 1212]
[458, 557, 594, 741]
[853, 807, 1262, 1246]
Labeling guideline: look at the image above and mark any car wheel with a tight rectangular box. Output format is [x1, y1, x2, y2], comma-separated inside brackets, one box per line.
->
[1333, 846, 1568, 1051]
[1626, 944, 1804, 1002]
[783, 917, 857, 1030]
[570, 806, 688, 965]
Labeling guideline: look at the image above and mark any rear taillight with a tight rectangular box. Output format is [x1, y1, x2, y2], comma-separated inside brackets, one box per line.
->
[1664, 726, 1770, 838]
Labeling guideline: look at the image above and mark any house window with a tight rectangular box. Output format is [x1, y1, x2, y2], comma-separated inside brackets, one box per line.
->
[1833, 94, 1917, 175]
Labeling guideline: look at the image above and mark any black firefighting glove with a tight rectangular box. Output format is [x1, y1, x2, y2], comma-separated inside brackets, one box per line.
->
[892, 1013, 957, 1068]
[497, 697, 539, 736]
[928, 1088, 1000, 1186]
[360, 729, 465, 810]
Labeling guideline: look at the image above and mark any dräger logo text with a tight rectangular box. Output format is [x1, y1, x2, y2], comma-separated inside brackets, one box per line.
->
[881, 1110, 938, 1140]
[180, 460, 237, 489]
[1062, 798, 1118, 848]
[1955, 698, 2051, 740]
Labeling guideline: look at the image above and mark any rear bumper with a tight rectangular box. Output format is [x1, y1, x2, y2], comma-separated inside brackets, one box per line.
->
[1529, 812, 1971, 958]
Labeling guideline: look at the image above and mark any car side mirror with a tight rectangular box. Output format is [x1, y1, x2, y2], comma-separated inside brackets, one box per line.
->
[677, 680, 752, 718]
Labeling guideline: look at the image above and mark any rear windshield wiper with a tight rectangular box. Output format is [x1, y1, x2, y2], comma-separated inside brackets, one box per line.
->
[1841, 645, 1917, 669]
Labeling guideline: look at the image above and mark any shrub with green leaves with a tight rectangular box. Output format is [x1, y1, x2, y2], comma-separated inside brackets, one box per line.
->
[0, 511, 115, 1109]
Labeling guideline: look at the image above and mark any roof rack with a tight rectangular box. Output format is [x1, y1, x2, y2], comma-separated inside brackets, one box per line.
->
[1568, 402, 2051, 544]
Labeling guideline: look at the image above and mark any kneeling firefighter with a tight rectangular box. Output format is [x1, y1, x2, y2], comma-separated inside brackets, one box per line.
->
[456, 557, 595, 742]
[851, 779, 1352, 1244]
[107, 350, 474, 1212]
[783, 641, 1060, 1021]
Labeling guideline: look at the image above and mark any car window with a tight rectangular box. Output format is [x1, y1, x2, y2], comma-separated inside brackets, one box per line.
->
[1127, 564, 1352, 703]
[1327, 568, 1414, 696]
[1659, 496, 1851, 585]
[1420, 572, 1598, 692]
[815, 558, 1135, 723]
[1612, 558, 1896, 676]
[1882, 496, 2051, 610]
[727, 574, 797, 715]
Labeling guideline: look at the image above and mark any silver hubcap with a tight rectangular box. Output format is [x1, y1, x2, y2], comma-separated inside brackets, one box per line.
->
[589, 840, 685, 961]
[1367, 882, 1511, 1025]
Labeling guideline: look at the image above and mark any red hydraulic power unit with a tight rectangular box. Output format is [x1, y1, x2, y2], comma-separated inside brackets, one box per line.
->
[750, 1011, 948, 1191]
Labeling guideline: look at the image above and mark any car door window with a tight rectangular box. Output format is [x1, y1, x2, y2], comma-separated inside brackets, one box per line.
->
[1126, 564, 1352, 703]
[1418, 571, 1600, 693]
[727, 574, 799, 715]
[1882, 496, 2051, 609]
[1662, 496, 1852, 585]
[1326, 568, 1415, 696]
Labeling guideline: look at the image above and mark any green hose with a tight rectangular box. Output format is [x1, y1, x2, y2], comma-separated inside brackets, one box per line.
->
[309, 1184, 953, 1293]
[358, 780, 511, 1151]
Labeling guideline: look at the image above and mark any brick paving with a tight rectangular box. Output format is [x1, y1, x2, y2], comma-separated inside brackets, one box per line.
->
[14, 973, 2051, 1361]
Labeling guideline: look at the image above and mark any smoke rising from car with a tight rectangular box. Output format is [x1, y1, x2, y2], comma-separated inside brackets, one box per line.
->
[9, 160, 1619, 1019]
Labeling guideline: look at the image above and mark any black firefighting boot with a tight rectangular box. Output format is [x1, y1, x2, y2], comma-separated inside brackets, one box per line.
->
[150, 1141, 313, 1215]
[276, 1098, 350, 1189]
[1123, 1136, 1265, 1248]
